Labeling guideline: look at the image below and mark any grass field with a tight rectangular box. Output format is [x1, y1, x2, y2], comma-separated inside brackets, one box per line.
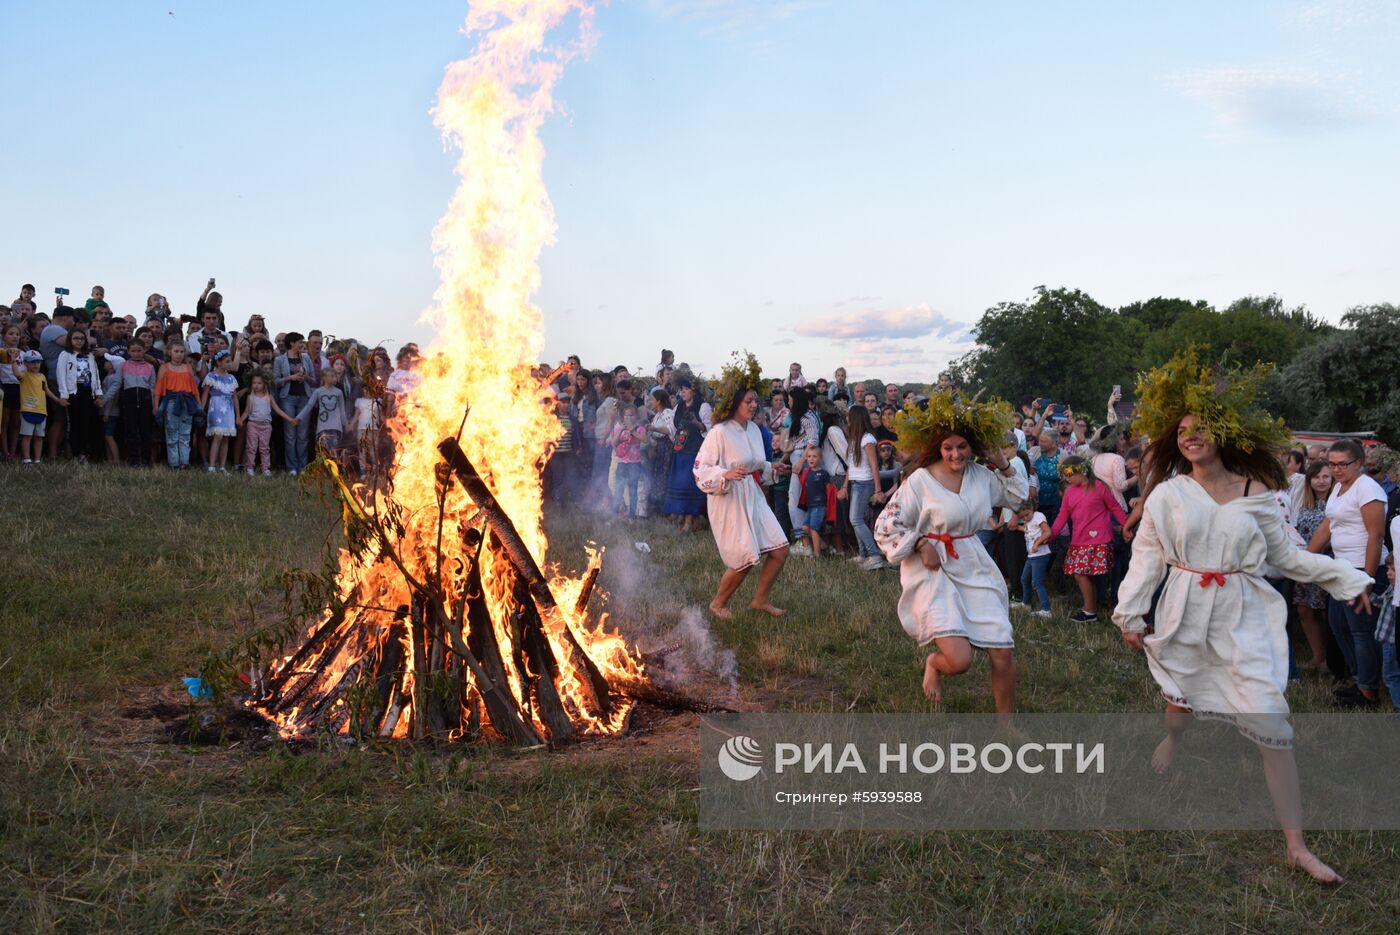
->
[2, 464, 1397, 933]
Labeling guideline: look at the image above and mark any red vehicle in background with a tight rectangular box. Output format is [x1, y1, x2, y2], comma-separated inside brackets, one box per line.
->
[1290, 430, 1381, 451]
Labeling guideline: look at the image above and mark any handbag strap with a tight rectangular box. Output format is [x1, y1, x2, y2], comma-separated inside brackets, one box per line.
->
[824, 428, 848, 471]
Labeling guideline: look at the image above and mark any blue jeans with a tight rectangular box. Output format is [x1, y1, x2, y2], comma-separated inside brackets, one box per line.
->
[590, 443, 613, 505]
[164, 411, 192, 466]
[1267, 577, 1298, 681]
[282, 418, 308, 473]
[1382, 640, 1400, 709]
[787, 446, 809, 534]
[849, 479, 879, 558]
[1326, 597, 1357, 678]
[614, 461, 642, 517]
[1331, 578, 1381, 691]
[1021, 554, 1051, 611]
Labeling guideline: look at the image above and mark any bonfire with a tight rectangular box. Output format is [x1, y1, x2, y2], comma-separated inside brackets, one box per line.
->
[239, 0, 701, 745]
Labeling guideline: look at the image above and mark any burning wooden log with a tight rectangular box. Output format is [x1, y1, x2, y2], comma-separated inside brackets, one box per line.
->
[438, 437, 614, 717]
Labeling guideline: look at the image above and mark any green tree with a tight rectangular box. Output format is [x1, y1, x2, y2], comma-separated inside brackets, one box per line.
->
[1119, 296, 1213, 333]
[1267, 304, 1400, 444]
[951, 286, 1148, 414]
[1142, 294, 1333, 370]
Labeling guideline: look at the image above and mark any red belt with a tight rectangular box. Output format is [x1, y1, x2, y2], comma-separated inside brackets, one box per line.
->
[1171, 564, 1239, 588]
[751, 470, 764, 486]
[922, 532, 976, 561]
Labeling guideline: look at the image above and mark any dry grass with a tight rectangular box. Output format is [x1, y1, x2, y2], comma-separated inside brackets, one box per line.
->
[1, 465, 1396, 933]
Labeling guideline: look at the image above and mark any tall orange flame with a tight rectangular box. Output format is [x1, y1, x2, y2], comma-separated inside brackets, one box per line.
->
[256, 0, 641, 741]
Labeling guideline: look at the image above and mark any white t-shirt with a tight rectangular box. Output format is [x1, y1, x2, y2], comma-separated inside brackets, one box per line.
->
[1026, 512, 1051, 557]
[820, 426, 849, 476]
[1391, 514, 1400, 608]
[1286, 472, 1307, 522]
[1000, 456, 1029, 522]
[845, 432, 878, 482]
[1325, 473, 1386, 567]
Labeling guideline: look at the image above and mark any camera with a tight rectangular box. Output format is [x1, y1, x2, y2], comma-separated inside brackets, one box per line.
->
[55, 287, 70, 296]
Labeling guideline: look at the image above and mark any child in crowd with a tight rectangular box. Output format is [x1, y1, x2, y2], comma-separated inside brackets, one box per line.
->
[296, 365, 349, 458]
[1032, 455, 1127, 622]
[201, 349, 240, 472]
[114, 338, 157, 466]
[15, 350, 60, 463]
[154, 342, 200, 468]
[608, 403, 646, 518]
[239, 370, 297, 476]
[797, 446, 832, 557]
[1013, 503, 1053, 617]
[100, 358, 122, 463]
[55, 328, 104, 463]
[0, 323, 21, 460]
[85, 285, 106, 315]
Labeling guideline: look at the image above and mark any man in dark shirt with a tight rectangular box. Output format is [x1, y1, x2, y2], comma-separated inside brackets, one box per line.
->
[104, 316, 133, 355]
[874, 405, 899, 443]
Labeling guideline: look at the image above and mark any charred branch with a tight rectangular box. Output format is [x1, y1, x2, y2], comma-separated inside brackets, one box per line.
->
[437, 437, 613, 716]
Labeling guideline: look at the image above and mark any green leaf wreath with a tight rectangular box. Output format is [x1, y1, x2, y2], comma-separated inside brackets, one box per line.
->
[1132, 345, 1291, 453]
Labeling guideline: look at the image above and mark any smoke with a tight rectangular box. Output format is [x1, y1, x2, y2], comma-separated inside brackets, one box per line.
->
[591, 530, 740, 699]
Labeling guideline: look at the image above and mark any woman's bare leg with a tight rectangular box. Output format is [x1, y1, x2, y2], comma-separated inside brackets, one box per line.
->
[922, 636, 973, 702]
[709, 566, 750, 619]
[986, 648, 1016, 718]
[1153, 703, 1191, 774]
[751, 547, 789, 616]
[1297, 606, 1327, 669]
[1257, 746, 1342, 883]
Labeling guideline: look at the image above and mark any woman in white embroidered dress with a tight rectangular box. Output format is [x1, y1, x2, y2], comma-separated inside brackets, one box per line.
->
[874, 419, 1027, 713]
[1114, 354, 1373, 884]
[694, 384, 791, 619]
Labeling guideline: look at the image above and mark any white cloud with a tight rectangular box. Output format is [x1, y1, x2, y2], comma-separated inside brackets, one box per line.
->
[794, 304, 969, 342]
[1171, 67, 1371, 135]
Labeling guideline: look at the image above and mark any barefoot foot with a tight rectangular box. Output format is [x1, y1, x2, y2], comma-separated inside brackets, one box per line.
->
[750, 602, 787, 617]
[708, 603, 734, 620]
[1288, 847, 1344, 884]
[922, 654, 942, 703]
[1151, 734, 1178, 775]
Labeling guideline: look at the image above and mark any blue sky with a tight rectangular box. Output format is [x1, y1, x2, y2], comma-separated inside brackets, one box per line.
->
[2, 0, 1396, 380]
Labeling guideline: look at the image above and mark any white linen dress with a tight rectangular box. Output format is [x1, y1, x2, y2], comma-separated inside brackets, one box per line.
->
[1113, 476, 1372, 747]
[874, 464, 1028, 648]
[693, 420, 787, 570]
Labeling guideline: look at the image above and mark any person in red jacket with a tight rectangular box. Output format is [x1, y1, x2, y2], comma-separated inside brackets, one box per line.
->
[1031, 455, 1127, 621]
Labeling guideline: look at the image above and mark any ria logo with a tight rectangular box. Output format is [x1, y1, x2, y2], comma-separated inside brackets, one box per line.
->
[717, 735, 763, 781]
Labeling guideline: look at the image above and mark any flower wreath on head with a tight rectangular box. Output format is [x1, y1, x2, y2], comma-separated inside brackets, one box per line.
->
[711, 350, 765, 422]
[1131, 345, 1291, 453]
[893, 389, 1017, 456]
[1059, 460, 1089, 478]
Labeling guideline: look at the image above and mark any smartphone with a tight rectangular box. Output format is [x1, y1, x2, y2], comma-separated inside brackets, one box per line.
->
[1052, 413, 1069, 423]
[1035, 397, 1052, 409]
[55, 287, 70, 296]
[1112, 384, 1121, 396]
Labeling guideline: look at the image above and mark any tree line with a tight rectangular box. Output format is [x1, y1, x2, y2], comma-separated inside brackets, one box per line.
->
[947, 286, 1400, 444]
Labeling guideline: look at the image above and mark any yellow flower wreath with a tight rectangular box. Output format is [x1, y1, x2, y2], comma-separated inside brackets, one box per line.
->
[1132, 345, 1291, 453]
[893, 390, 1017, 455]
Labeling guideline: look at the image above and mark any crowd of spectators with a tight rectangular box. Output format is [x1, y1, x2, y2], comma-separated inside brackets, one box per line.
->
[539, 350, 1400, 712]
[4, 286, 1396, 712]
[0, 281, 420, 474]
